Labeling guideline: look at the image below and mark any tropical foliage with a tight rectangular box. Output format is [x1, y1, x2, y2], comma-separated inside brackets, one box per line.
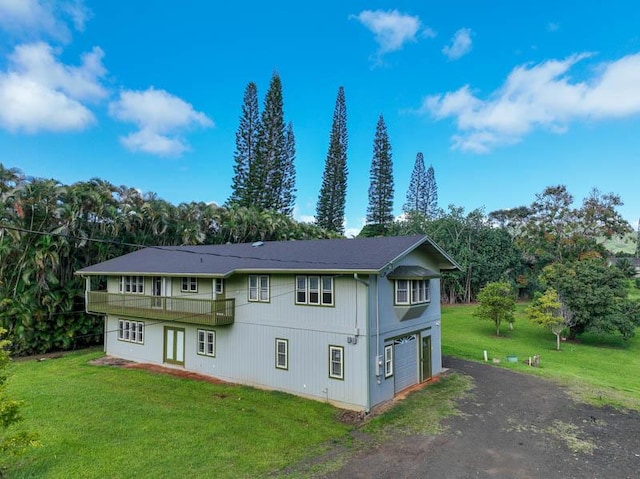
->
[474, 281, 516, 336]
[540, 259, 640, 339]
[526, 288, 567, 350]
[0, 164, 334, 354]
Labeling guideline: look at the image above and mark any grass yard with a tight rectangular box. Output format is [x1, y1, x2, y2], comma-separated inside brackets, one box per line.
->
[2, 349, 470, 479]
[442, 304, 640, 411]
[2, 350, 350, 479]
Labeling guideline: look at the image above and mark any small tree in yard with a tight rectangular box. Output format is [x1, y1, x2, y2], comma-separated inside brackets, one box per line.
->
[0, 329, 38, 456]
[474, 281, 516, 336]
[527, 288, 571, 351]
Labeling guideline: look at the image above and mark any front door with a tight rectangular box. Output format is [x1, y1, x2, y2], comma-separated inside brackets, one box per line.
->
[164, 327, 185, 365]
[152, 276, 163, 308]
[421, 335, 432, 381]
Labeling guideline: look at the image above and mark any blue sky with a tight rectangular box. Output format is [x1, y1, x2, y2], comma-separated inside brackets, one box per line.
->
[1, 1, 639, 236]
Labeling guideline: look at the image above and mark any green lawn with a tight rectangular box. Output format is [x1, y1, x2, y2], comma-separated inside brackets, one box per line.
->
[442, 304, 640, 410]
[3, 350, 350, 479]
[2, 350, 469, 478]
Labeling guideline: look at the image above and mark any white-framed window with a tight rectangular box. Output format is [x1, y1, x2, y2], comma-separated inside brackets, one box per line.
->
[295, 275, 334, 306]
[275, 338, 288, 370]
[395, 280, 409, 304]
[329, 345, 344, 380]
[197, 329, 216, 357]
[395, 279, 430, 305]
[384, 344, 393, 378]
[214, 278, 224, 294]
[309, 276, 320, 304]
[322, 277, 333, 305]
[296, 276, 307, 303]
[181, 277, 198, 292]
[117, 319, 144, 344]
[119, 276, 144, 294]
[249, 275, 269, 302]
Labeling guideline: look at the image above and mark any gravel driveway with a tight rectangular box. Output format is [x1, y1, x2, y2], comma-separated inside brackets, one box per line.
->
[322, 357, 640, 479]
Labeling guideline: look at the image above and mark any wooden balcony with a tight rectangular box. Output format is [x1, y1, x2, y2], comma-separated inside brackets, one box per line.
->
[86, 291, 234, 326]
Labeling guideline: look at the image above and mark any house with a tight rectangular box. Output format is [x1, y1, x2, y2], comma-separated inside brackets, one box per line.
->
[77, 234, 460, 412]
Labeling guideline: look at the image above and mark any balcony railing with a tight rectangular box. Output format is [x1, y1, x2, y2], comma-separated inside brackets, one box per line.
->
[86, 291, 234, 326]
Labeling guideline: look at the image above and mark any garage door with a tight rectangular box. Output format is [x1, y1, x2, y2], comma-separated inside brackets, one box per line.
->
[394, 334, 418, 393]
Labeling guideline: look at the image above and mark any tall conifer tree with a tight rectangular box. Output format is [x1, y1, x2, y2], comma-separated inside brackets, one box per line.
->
[228, 82, 260, 207]
[403, 152, 427, 215]
[366, 115, 394, 231]
[278, 122, 297, 216]
[425, 164, 438, 217]
[316, 86, 348, 234]
[251, 72, 296, 215]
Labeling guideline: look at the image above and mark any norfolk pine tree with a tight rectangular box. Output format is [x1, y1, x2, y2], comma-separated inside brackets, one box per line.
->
[278, 122, 296, 216]
[228, 82, 260, 207]
[403, 152, 427, 215]
[316, 86, 348, 234]
[252, 72, 296, 215]
[366, 115, 394, 233]
[425, 164, 438, 217]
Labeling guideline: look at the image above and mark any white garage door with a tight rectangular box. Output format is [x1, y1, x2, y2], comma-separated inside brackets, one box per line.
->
[394, 334, 418, 393]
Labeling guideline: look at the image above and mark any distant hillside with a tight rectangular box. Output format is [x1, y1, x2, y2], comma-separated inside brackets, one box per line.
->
[602, 232, 637, 255]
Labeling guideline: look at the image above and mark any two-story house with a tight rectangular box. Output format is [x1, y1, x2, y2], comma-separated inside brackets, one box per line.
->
[77, 234, 460, 412]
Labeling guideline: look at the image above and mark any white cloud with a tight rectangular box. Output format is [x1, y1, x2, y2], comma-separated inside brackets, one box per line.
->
[422, 27, 437, 39]
[351, 9, 424, 57]
[422, 52, 640, 153]
[109, 88, 213, 157]
[344, 217, 365, 238]
[0, 42, 106, 132]
[0, 0, 90, 42]
[442, 28, 473, 60]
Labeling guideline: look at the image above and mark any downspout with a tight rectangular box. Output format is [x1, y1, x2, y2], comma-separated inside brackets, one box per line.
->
[353, 274, 371, 412]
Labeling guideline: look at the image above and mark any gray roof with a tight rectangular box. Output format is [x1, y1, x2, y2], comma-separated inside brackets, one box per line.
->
[76, 234, 461, 277]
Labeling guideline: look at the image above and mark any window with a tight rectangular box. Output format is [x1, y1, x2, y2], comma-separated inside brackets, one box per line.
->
[275, 338, 288, 370]
[197, 329, 216, 357]
[329, 345, 344, 380]
[395, 280, 409, 304]
[214, 278, 224, 294]
[119, 276, 144, 294]
[249, 275, 270, 302]
[309, 276, 320, 304]
[322, 277, 333, 305]
[295, 275, 334, 306]
[296, 276, 307, 303]
[117, 319, 144, 344]
[395, 279, 430, 305]
[384, 345, 393, 378]
[181, 277, 198, 292]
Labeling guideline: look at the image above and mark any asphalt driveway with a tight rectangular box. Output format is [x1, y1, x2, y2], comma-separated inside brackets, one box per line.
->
[322, 357, 640, 479]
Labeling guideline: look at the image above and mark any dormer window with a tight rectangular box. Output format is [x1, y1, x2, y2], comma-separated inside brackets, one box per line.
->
[388, 265, 438, 307]
[395, 279, 430, 305]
